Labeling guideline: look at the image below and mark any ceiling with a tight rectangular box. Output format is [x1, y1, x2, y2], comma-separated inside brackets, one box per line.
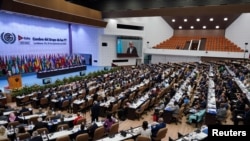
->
[65, 0, 250, 30]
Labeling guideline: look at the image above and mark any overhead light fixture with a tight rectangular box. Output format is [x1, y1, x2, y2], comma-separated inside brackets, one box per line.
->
[209, 18, 214, 21]
[196, 18, 200, 22]
[215, 25, 220, 29]
[179, 26, 182, 29]
[203, 26, 206, 29]
[224, 17, 228, 21]
[172, 19, 175, 22]
[190, 26, 194, 29]
[184, 19, 188, 22]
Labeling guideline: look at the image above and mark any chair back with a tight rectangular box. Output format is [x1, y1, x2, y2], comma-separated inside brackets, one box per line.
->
[55, 135, 71, 141]
[76, 133, 89, 141]
[92, 126, 105, 140]
[109, 122, 119, 135]
[8, 121, 20, 128]
[136, 135, 151, 141]
[36, 127, 49, 134]
[153, 127, 168, 140]
[57, 124, 69, 131]
[61, 100, 70, 108]
[16, 132, 31, 140]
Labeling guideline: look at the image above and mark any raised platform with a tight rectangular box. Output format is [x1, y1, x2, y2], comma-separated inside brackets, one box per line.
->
[37, 65, 87, 78]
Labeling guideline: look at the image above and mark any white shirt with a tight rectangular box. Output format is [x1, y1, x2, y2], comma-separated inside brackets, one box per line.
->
[137, 127, 152, 138]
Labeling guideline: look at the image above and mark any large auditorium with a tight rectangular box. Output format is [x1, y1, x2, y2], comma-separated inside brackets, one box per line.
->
[0, 0, 250, 141]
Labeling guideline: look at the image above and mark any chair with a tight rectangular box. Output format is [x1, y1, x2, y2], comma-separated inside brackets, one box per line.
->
[36, 127, 49, 134]
[136, 135, 151, 141]
[16, 132, 31, 140]
[61, 100, 70, 111]
[107, 103, 118, 118]
[76, 133, 89, 141]
[135, 104, 146, 120]
[151, 127, 168, 141]
[20, 96, 30, 106]
[40, 97, 49, 108]
[57, 124, 69, 131]
[55, 135, 71, 141]
[28, 116, 39, 124]
[172, 106, 184, 125]
[8, 121, 20, 128]
[21, 111, 31, 116]
[92, 126, 105, 140]
[109, 122, 119, 136]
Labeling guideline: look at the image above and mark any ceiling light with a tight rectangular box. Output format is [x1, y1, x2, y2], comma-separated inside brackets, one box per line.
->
[203, 26, 206, 29]
[216, 25, 220, 29]
[184, 19, 188, 22]
[196, 18, 200, 22]
[190, 26, 194, 29]
[179, 26, 182, 29]
[172, 19, 175, 22]
[224, 17, 228, 21]
[209, 18, 214, 21]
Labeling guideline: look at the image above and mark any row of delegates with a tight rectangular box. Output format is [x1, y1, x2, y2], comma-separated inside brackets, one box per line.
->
[137, 118, 166, 139]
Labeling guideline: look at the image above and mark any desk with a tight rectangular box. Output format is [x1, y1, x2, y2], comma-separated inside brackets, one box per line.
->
[176, 126, 208, 141]
[96, 127, 140, 141]
[37, 65, 86, 78]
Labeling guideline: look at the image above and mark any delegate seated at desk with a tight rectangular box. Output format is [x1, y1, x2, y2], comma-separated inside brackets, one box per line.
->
[151, 118, 166, 137]
[187, 109, 206, 124]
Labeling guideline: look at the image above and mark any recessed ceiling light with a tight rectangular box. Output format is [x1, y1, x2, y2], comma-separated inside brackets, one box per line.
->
[216, 25, 220, 29]
[224, 17, 228, 21]
[209, 18, 214, 21]
[196, 18, 200, 22]
[179, 26, 182, 29]
[184, 19, 188, 22]
[203, 26, 206, 29]
[190, 26, 194, 29]
[172, 19, 175, 22]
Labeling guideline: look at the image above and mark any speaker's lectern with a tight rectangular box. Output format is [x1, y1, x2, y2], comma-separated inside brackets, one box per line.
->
[8, 74, 22, 89]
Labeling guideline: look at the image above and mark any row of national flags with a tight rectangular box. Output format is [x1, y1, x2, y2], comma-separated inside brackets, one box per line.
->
[0, 54, 85, 75]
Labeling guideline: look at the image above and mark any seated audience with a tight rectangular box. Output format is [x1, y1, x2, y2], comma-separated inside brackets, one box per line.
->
[73, 112, 85, 125]
[103, 113, 116, 133]
[30, 131, 43, 141]
[33, 117, 46, 131]
[137, 121, 151, 138]
[151, 118, 166, 137]
[8, 112, 19, 122]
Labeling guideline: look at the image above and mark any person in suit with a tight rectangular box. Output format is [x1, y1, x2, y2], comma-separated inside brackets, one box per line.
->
[33, 117, 46, 131]
[91, 101, 100, 122]
[19, 106, 30, 115]
[151, 118, 166, 137]
[126, 41, 138, 56]
[30, 131, 43, 141]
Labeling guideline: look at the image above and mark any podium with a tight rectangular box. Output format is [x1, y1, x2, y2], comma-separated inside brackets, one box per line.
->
[8, 74, 22, 89]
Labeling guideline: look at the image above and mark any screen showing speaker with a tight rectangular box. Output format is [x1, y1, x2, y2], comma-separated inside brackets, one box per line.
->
[116, 36, 142, 58]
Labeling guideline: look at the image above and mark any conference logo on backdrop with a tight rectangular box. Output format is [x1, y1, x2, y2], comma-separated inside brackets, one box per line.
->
[18, 35, 31, 45]
[1, 32, 16, 44]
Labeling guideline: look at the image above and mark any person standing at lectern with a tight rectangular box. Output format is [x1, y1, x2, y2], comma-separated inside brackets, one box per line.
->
[126, 41, 138, 56]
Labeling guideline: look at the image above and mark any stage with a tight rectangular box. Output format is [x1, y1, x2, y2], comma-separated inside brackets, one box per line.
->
[0, 65, 107, 92]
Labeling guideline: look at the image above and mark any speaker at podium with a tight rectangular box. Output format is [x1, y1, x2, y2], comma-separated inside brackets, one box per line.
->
[7, 74, 22, 89]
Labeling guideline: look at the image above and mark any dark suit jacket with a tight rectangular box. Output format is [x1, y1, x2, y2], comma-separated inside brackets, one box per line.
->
[151, 122, 166, 137]
[126, 47, 138, 56]
[91, 103, 100, 118]
[30, 136, 43, 141]
[33, 121, 45, 131]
